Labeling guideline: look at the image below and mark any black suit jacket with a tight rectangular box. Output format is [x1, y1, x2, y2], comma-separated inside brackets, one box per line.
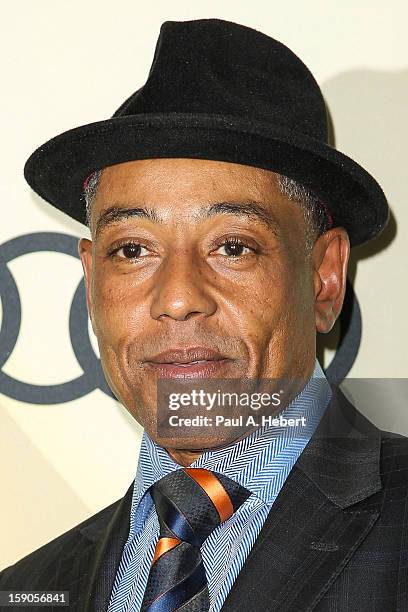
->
[1, 386, 408, 611]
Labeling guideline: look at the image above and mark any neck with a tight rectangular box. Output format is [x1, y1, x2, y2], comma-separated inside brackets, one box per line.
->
[165, 447, 204, 466]
[164, 429, 258, 466]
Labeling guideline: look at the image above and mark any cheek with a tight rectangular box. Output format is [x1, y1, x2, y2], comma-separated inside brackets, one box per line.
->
[218, 267, 292, 363]
[91, 270, 146, 349]
[233, 259, 293, 321]
[90, 273, 150, 406]
[231, 258, 313, 348]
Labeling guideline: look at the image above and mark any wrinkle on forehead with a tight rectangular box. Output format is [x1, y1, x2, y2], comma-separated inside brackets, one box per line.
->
[94, 158, 282, 205]
[90, 159, 307, 251]
[94, 199, 283, 240]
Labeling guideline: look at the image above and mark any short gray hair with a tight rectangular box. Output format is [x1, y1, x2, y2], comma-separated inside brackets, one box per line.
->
[84, 169, 102, 227]
[276, 174, 332, 252]
[83, 168, 331, 251]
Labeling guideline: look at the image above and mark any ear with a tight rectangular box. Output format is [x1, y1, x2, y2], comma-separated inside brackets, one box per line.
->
[312, 227, 350, 333]
[78, 238, 96, 331]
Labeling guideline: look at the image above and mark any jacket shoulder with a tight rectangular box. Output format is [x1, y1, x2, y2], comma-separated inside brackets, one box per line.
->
[380, 428, 408, 481]
[334, 386, 408, 486]
[0, 496, 121, 588]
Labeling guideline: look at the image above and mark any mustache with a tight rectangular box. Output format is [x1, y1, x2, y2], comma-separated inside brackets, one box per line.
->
[128, 329, 243, 359]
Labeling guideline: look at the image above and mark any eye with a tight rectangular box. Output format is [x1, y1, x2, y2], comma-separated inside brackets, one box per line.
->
[216, 238, 255, 257]
[111, 242, 149, 259]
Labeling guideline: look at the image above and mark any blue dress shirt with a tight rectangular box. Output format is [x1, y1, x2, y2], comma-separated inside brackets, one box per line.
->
[108, 359, 332, 612]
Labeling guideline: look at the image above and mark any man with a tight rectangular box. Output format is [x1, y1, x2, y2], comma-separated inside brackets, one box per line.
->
[1, 18, 407, 612]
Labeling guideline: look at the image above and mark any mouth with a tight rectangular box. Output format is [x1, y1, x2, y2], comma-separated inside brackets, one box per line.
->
[143, 347, 233, 379]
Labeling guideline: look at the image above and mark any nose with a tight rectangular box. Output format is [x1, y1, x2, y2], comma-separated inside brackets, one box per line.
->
[150, 249, 217, 321]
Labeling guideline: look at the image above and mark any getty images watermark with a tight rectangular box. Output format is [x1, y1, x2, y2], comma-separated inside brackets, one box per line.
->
[167, 388, 306, 428]
[155, 378, 314, 439]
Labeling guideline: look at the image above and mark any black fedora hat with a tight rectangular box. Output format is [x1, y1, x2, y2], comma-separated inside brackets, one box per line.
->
[24, 18, 389, 247]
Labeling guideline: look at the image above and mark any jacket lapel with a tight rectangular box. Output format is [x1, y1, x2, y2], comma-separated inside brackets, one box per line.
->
[53, 480, 134, 612]
[84, 480, 134, 612]
[221, 385, 384, 611]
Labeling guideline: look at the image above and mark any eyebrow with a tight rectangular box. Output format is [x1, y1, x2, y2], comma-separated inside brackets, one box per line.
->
[95, 207, 160, 238]
[94, 200, 281, 239]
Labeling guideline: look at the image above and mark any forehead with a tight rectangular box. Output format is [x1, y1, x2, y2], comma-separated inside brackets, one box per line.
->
[93, 158, 283, 207]
[89, 158, 308, 249]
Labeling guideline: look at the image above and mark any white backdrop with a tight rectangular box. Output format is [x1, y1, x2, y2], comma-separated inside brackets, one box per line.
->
[1, 0, 407, 568]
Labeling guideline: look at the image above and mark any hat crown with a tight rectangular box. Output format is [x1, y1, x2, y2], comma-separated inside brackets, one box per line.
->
[24, 18, 389, 247]
[113, 19, 328, 142]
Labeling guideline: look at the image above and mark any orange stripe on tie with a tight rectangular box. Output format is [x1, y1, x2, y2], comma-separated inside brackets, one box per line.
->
[152, 537, 180, 565]
[184, 468, 234, 522]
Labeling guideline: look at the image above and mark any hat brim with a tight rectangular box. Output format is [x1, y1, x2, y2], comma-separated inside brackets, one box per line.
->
[24, 113, 389, 247]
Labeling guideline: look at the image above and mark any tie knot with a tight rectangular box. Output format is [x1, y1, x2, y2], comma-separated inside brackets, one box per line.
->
[150, 468, 251, 547]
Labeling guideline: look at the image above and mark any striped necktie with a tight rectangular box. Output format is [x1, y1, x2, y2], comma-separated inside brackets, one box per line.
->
[141, 467, 251, 612]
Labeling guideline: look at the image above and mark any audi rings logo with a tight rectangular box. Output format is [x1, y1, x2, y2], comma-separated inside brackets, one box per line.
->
[0, 232, 113, 404]
[0, 232, 361, 405]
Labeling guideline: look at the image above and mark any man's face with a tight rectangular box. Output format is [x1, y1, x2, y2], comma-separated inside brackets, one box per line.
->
[79, 158, 349, 451]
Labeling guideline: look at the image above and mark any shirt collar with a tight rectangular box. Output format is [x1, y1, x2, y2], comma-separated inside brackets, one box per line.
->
[131, 359, 331, 520]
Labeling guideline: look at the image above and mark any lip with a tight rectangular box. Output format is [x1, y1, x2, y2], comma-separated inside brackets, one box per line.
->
[145, 347, 227, 364]
[143, 346, 232, 379]
[144, 360, 232, 379]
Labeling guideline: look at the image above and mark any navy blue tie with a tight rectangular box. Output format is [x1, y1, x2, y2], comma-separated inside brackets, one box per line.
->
[141, 467, 251, 611]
